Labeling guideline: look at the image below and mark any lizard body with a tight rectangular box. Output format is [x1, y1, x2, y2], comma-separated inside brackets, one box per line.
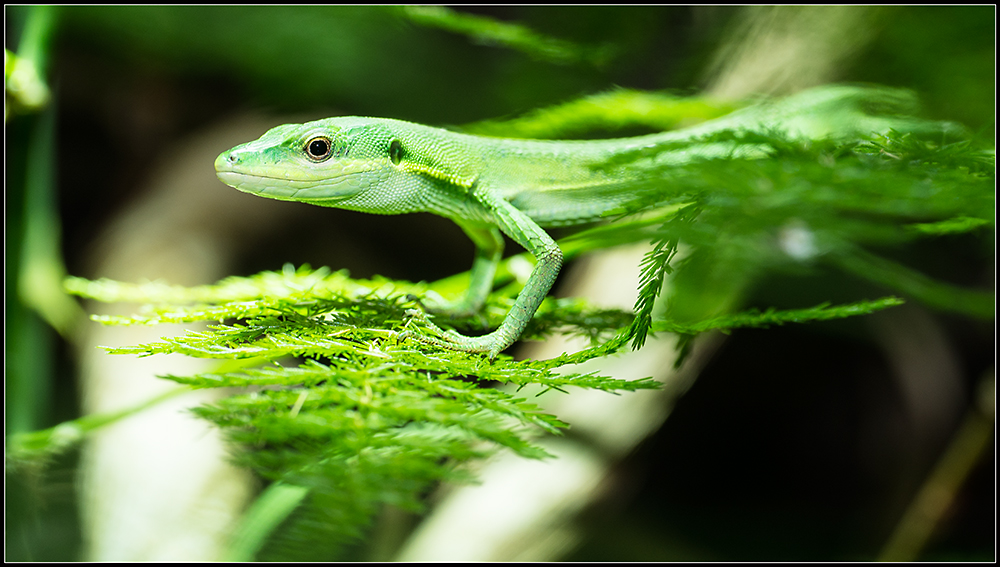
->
[215, 86, 916, 359]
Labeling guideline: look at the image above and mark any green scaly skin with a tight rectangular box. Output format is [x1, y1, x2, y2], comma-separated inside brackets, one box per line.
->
[215, 86, 923, 360]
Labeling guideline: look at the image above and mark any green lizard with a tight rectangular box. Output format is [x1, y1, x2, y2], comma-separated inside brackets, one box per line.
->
[215, 86, 922, 359]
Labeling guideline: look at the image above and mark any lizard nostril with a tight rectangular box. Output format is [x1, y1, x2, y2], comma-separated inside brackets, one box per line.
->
[228, 153, 238, 164]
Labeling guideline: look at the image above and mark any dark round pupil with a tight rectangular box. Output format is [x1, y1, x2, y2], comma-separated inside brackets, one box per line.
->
[308, 139, 330, 158]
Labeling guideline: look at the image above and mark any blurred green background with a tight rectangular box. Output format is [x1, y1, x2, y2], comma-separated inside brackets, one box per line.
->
[5, 6, 994, 561]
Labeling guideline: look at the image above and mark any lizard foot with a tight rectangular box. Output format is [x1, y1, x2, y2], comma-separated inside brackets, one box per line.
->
[399, 309, 503, 360]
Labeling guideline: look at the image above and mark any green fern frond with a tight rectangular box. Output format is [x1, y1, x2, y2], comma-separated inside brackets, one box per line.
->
[653, 296, 906, 335]
[67, 263, 660, 558]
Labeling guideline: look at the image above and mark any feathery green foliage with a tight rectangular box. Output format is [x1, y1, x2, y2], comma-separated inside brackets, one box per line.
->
[64, 264, 657, 559]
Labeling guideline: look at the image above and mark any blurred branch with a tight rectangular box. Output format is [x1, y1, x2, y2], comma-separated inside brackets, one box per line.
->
[878, 371, 995, 561]
[18, 105, 88, 339]
[9, 6, 84, 338]
[397, 6, 616, 67]
[830, 246, 995, 320]
[6, 386, 192, 470]
[4, 6, 55, 120]
[225, 482, 309, 562]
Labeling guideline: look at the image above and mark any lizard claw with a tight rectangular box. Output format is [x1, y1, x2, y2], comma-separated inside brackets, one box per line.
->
[401, 309, 461, 345]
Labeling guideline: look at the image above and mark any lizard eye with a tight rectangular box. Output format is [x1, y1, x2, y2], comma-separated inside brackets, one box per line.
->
[305, 137, 333, 161]
[389, 139, 403, 165]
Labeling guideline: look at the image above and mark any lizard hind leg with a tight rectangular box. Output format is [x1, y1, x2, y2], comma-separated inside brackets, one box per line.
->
[397, 222, 507, 358]
[422, 222, 504, 318]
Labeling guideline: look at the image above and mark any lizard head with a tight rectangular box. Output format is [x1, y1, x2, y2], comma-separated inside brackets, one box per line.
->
[215, 117, 402, 206]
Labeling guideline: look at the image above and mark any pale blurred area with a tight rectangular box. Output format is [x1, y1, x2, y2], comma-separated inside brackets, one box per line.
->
[76, 115, 305, 560]
[702, 6, 886, 99]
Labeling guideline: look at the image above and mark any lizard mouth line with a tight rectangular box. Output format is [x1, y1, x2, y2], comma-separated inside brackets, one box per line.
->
[216, 170, 367, 201]
[216, 170, 350, 185]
